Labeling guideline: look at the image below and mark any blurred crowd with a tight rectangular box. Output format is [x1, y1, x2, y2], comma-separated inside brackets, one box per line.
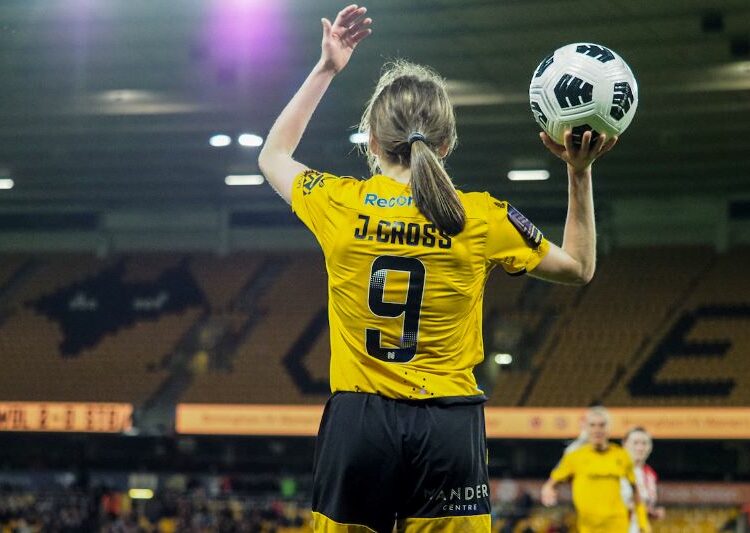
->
[0, 489, 309, 533]
[0, 486, 743, 533]
[0, 486, 582, 533]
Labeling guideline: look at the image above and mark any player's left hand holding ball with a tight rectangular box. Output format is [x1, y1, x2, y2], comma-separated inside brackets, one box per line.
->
[319, 4, 373, 75]
[540, 129, 618, 175]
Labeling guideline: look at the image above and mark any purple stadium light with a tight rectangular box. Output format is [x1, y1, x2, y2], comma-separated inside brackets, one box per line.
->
[201, 0, 290, 76]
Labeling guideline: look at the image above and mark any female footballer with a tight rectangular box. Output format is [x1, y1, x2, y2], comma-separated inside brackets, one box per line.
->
[622, 427, 665, 532]
[541, 407, 651, 533]
[259, 5, 617, 532]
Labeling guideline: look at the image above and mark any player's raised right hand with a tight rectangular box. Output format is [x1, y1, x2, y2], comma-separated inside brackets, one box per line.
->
[319, 4, 372, 75]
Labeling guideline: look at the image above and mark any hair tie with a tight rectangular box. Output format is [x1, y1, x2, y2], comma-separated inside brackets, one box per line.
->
[407, 132, 426, 145]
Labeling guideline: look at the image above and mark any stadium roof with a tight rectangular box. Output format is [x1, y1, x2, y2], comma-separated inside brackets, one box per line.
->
[0, 0, 748, 213]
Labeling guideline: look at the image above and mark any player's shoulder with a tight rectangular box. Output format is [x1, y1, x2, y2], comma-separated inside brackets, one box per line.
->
[609, 442, 626, 454]
[458, 190, 506, 219]
[562, 446, 588, 468]
[298, 169, 359, 187]
[296, 169, 363, 199]
[609, 443, 632, 461]
[459, 191, 527, 222]
[565, 445, 587, 460]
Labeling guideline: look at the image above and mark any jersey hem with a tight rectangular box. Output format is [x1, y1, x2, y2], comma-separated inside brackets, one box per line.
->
[330, 390, 487, 406]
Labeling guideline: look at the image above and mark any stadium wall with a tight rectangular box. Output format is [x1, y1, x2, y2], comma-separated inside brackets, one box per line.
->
[1, 195, 749, 253]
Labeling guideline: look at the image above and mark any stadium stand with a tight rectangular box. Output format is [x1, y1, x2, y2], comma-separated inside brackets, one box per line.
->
[1, 247, 748, 408]
[188, 252, 263, 311]
[0, 255, 211, 406]
[0, 489, 312, 532]
[609, 247, 750, 406]
[0, 483, 740, 533]
[182, 253, 330, 405]
[520, 247, 715, 406]
[490, 505, 740, 533]
[0, 255, 28, 292]
[651, 507, 741, 533]
[2, 254, 112, 309]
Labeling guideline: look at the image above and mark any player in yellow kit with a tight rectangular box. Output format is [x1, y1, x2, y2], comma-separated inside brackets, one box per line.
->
[259, 4, 618, 532]
[541, 407, 650, 533]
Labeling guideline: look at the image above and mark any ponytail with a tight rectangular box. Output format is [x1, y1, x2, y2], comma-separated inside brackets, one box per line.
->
[359, 60, 465, 234]
[409, 137, 465, 236]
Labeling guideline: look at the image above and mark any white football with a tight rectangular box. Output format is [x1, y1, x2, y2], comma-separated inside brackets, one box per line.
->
[529, 43, 638, 147]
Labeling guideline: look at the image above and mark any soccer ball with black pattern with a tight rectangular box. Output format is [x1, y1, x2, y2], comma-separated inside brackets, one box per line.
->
[529, 43, 638, 147]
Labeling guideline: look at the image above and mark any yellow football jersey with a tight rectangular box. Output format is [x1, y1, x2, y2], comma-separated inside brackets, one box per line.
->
[551, 443, 636, 528]
[291, 170, 549, 401]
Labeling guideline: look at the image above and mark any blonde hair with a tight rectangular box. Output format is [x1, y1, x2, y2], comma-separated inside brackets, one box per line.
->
[587, 406, 612, 427]
[565, 406, 611, 454]
[623, 426, 653, 451]
[358, 60, 465, 235]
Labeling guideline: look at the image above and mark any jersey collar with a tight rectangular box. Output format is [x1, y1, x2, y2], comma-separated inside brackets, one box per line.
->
[372, 174, 411, 189]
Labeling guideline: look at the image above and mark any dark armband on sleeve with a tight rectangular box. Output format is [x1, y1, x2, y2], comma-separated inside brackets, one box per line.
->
[507, 203, 544, 249]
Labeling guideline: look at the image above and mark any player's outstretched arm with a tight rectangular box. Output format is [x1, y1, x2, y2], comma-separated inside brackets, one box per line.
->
[544, 453, 573, 506]
[540, 478, 559, 507]
[530, 130, 617, 285]
[258, 5, 372, 203]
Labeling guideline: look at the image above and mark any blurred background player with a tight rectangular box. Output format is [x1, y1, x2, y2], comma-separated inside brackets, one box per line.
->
[622, 426, 666, 532]
[259, 3, 618, 531]
[541, 407, 651, 533]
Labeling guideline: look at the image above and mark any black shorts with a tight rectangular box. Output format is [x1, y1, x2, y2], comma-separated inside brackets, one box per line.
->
[311, 392, 491, 532]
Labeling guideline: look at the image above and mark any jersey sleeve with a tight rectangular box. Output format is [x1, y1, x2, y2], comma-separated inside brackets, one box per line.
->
[484, 195, 550, 275]
[291, 169, 342, 238]
[550, 452, 575, 482]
